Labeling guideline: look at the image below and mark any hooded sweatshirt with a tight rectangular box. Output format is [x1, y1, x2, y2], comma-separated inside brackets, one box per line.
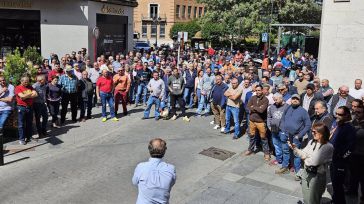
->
[280, 105, 311, 138]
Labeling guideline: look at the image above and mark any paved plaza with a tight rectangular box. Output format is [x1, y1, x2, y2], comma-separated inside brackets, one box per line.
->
[0, 106, 331, 204]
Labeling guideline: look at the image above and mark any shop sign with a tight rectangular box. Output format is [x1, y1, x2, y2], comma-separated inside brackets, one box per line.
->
[0, 0, 31, 8]
[101, 4, 124, 15]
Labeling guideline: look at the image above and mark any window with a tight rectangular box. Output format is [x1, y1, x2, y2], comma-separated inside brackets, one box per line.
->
[159, 23, 165, 38]
[188, 6, 192, 18]
[198, 7, 202, 18]
[204, 7, 207, 15]
[176, 5, 180, 18]
[194, 7, 197, 18]
[150, 4, 158, 19]
[151, 24, 157, 37]
[142, 22, 147, 38]
[182, 5, 186, 18]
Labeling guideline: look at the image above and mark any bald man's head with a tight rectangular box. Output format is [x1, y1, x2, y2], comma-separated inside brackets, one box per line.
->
[148, 138, 167, 158]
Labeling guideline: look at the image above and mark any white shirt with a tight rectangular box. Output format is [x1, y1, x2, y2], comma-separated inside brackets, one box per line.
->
[349, 88, 364, 99]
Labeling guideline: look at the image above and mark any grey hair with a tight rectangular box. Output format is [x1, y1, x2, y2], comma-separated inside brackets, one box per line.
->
[36, 74, 46, 81]
[273, 93, 283, 99]
[315, 100, 327, 110]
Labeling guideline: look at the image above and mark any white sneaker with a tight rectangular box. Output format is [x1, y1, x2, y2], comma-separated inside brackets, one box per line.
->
[210, 121, 215, 125]
[182, 116, 190, 122]
[213, 125, 220, 130]
[171, 115, 177, 120]
[220, 127, 225, 132]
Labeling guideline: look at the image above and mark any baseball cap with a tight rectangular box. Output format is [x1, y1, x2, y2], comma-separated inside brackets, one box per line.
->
[291, 94, 300, 100]
[65, 65, 73, 72]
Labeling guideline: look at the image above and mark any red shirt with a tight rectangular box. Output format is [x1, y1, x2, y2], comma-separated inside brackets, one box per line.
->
[48, 69, 64, 82]
[96, 76, 113, 93]
[15, 85, 34, 107]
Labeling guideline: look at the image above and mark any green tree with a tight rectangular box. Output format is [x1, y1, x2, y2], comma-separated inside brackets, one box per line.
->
[169, 20, 201, 40]
[23, 46, 43, 65]
[3, 49, 27, 85]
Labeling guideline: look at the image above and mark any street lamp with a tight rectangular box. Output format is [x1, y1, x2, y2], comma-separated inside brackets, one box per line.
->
[152, 16, 162, 48]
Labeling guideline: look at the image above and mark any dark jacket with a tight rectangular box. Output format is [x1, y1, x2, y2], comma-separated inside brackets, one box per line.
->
[352, 119, 364, 156]
[209, 83, 228, 108]
[328, 94, 355, 115]
[312, 111, 334, 130]
[135, 69, 152, 84]
[247, 95, 269, 123]
[300, 92, 324, 119]
[184, 70, 196, 88]
[330, 122, 356, 164]
[280, 105, 311, 138]
[267, 103, 289, 133]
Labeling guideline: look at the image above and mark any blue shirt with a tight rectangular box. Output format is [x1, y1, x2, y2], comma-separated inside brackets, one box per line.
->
[58, 74, 79, 93]
[132, 158, 176, 204]
[0, 84, 14, 111]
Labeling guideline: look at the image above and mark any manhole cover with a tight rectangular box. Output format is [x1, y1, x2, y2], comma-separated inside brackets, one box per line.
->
[199, 147, 236, 161]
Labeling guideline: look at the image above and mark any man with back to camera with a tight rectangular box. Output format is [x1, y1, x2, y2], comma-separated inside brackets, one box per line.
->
[132, 138, 176, 204]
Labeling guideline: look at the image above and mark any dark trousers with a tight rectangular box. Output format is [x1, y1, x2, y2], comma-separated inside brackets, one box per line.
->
[330, 160, 348, 204]
[48, 100, 60, 123]
[347, 155, 364, 203]
[170, 94, 185, 116]
[92, 83, 97, 107]
[17, 106, 33, 141]
[80, 94, 93, 119]
[61, 92, 78, 123]
[33, 102, 48, 134]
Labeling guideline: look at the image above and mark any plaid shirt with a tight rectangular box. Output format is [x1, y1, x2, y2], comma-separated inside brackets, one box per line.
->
[58, 74, 79, 93]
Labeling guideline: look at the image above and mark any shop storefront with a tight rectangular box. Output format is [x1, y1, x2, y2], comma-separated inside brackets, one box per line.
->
[0, 0, 137, 60]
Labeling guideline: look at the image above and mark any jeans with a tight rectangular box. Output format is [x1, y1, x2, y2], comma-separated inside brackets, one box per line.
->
[17, 106, 33, 141]
[225, 105, 240, 137]
[48, 100, 60, 123]
[100, 92, 115, 118]
[129, 82, 136, 103]
[33, 102, 48, 134]
[0, 110, 11, 129]
[281, 133, 302, 172]
[183, 87, 194, 108]
[271, 131, 283, 163]
[135, 82, 148, 105]
[160, 91, 170, 111]
[196, 93, 210, 115]
[144, 96, 161, 119]
[80, 94, 93, 118]
[61, 92, 78, 123]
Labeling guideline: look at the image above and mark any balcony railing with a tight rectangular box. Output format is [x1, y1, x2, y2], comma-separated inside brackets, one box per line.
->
[141, 14, 167, 22]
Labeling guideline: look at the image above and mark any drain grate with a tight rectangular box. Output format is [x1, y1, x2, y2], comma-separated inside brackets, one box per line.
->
[199, 147, 236, 161]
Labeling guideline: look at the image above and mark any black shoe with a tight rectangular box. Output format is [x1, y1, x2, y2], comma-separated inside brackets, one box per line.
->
[141, 117, 148, 120]
[123, 112, 128, 116]
[87, 115, 92, 119]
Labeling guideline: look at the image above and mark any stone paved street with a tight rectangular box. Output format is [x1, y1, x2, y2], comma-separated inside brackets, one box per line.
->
[0, 105, 330, 204]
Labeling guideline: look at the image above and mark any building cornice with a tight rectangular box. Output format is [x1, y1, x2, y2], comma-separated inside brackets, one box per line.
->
[90, 0, 138, 7]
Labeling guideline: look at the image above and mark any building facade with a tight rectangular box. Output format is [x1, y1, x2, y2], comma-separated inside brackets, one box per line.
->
[0, 0, 137, 61]
[318, 0, 364, 90]
[133, 0, 205, 46]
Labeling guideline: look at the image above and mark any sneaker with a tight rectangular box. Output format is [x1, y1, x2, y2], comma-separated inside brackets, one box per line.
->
[141, 117, 147, 120]
[171, 115, 177, 120]
[19, 140, 26, 145]
[155, 117, 159, 121]
[52, 123, 61, 128]
[220, 127, 225, 133]
[182, 116, 190, 122]
[210, 120, 215, 125]
[102, 118, 107, 122]
[213, 125, 220, 130]
[112, 117, 119, 121]
[275, 167, 289, 174]
[295, 175, 301, 181]
[32, 134, 40, 139]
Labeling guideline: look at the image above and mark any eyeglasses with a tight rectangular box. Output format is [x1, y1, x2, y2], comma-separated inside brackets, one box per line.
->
[335, 112, 345, 116]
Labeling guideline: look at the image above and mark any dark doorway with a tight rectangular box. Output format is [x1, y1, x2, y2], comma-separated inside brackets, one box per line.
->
[0, 9, 41, 57]
[96, 14, 128, 57]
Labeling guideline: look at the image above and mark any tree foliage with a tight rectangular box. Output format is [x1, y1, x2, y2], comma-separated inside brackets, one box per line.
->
[23, 46, 43, 65]
[169, 20, 201, 40]
[197, 0, 322, 45]
[4, 49, 27, 85]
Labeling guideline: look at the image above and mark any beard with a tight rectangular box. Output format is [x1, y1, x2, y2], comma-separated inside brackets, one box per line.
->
[291, 103, 300, 108]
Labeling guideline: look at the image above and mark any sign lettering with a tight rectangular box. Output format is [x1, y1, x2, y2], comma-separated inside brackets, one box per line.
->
[101, 4, 124, 15]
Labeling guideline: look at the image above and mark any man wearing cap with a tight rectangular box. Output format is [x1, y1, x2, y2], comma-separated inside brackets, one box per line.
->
[113, 67, 130, 116]
[276, 94, 311, 177]
[59, 65, 79, 124]
[276, 83, 292, 105]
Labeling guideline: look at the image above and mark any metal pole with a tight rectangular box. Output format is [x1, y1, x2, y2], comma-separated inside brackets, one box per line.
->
[277, 26, 282, 56]
[0, 128, 4, 166]
[177, 42, 181, 65]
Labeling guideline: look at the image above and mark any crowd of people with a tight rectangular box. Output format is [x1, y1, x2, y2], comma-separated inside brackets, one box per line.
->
[0, 46, 363, 204]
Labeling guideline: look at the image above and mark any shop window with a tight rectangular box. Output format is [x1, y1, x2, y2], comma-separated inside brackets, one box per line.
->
[188, 6, 192, 18]
[150, 4, 158, 19]
[176, 5, 180, 18]
[182, 5, 186, 18]
[159, 24, 165, 38]
[194, 7, 197, 18]
[151, 24, 157, 37]
[142, 22, 147, 38]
